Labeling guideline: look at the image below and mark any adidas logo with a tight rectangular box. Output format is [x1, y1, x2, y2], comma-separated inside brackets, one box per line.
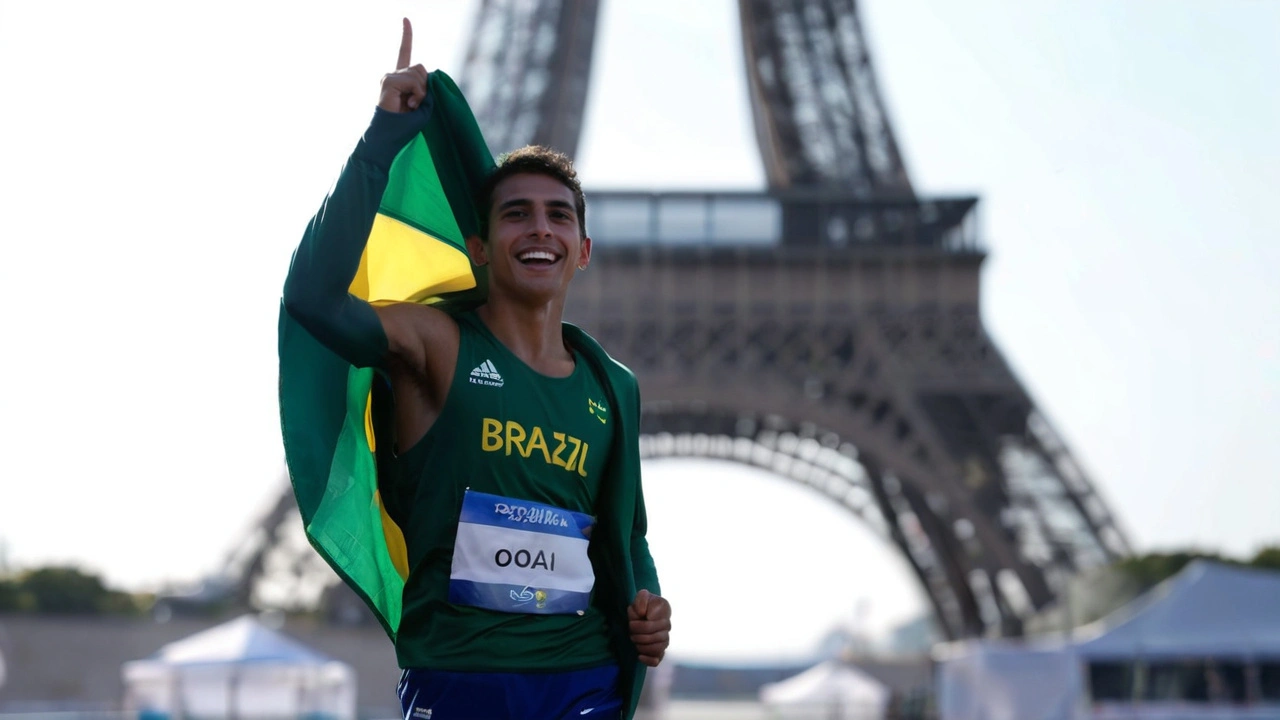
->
[469, 359, 504, 387]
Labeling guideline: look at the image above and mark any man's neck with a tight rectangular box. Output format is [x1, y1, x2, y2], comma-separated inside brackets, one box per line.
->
[475, 296, 573, 376]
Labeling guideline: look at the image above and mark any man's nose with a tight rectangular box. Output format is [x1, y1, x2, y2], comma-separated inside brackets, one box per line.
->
[530, 209, 553, 236]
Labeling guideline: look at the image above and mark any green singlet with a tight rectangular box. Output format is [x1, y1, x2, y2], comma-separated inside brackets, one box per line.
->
[385, 311, 617, 671]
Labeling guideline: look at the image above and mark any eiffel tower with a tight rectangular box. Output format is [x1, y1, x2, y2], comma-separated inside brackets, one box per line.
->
[231, 0, 1130, 640]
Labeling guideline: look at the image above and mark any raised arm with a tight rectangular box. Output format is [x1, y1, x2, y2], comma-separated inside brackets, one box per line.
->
[282, 19, 451, 371]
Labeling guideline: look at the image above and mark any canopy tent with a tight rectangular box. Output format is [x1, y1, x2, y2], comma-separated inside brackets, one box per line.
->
[936, 561, 1280, 720]
[1073, 561, 1280, 658]
[759, 659, 890, 720]
[122, 615, 355, 720]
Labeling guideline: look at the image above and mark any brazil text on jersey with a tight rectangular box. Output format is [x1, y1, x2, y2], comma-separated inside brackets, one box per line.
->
[481, 418, 591, 477]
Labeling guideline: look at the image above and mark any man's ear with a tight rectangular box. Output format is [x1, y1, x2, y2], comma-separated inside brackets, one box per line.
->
[465, 234, 488, 266]
[577, 236, 592, 270]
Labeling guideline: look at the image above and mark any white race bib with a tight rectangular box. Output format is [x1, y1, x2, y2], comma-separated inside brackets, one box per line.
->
[448, 490, 596, 614]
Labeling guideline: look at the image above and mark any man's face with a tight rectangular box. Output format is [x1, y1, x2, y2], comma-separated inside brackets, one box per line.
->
[470, 172, 591, 303]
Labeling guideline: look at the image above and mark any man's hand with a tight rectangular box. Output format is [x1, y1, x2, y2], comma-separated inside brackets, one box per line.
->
[379, 18, 428, 113]
[628, 589, 672, 667]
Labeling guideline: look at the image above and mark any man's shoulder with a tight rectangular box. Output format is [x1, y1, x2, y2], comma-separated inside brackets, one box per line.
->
[440, 305, 475, 328]
[563, 323, 638, 390]
[374, 301, 463, 351]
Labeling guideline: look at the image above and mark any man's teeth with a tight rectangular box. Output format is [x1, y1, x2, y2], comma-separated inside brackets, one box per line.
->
[519, 251, 557, 262]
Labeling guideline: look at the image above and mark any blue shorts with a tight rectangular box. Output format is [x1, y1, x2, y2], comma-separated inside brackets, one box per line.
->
[397, 664, 623, 720]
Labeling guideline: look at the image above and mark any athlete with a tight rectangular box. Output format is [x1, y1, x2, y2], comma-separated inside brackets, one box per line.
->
[283, 18, 671, 720]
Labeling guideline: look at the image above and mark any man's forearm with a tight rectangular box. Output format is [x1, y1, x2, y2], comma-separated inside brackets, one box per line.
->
[282, 102, 432, 368]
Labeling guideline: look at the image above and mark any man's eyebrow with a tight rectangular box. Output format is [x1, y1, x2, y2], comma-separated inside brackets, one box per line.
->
[496, 198, 577, 215]
[497, 198, 532, 212]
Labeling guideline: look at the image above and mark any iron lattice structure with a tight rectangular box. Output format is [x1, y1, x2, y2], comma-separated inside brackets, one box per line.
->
[738, 0, 913, 194]
[566, 211, 1130, 638]
[456, 0, 602, 159]
[228, 0, 1131, 639]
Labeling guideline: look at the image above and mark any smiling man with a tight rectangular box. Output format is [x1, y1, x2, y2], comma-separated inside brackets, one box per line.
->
[281, 18, 670, 720]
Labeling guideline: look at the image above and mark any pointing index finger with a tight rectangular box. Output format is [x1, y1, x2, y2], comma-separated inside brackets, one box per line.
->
[397, 18, 413, 70]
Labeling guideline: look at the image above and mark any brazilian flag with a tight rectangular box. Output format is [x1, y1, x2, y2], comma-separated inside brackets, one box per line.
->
[277, 71, 495, 639]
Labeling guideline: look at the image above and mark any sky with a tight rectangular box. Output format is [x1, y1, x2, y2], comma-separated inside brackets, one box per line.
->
[0, 0, 1277, 662]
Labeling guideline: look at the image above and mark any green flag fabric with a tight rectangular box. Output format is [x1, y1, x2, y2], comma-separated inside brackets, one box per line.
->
[278, 71, 495, 639]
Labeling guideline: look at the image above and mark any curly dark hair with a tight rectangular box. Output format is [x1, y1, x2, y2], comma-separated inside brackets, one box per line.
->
[477, 145, 587, 240]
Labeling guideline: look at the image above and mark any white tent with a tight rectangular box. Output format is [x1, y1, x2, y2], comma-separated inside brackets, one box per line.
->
[759, 660, 890, 720]
[122, 614, 356, 720]
[934, 639, 1084, 720]
[936, 561, 1280, 720]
